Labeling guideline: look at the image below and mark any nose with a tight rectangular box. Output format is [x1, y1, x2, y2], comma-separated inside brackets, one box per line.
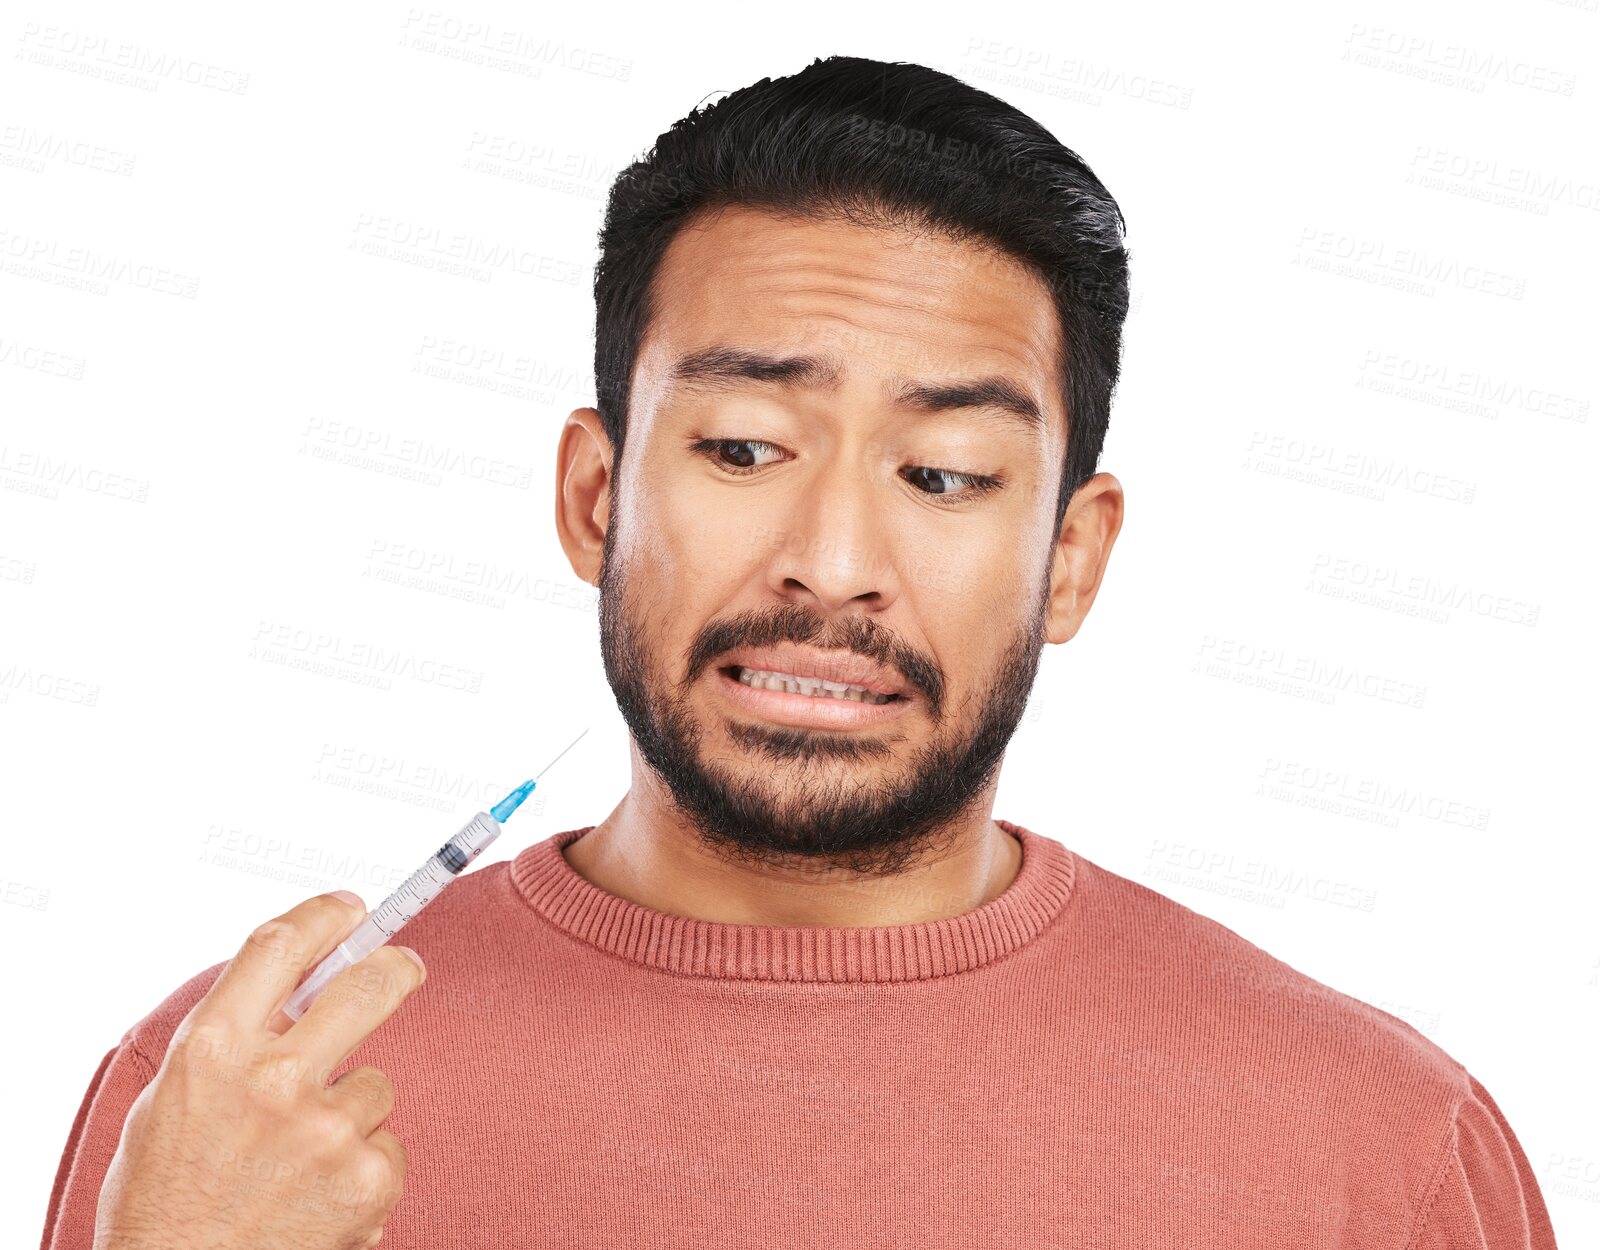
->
[762, 463, 902, 614]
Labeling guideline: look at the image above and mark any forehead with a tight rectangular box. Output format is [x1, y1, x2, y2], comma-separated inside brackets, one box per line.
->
[638, 203, 1064, 419]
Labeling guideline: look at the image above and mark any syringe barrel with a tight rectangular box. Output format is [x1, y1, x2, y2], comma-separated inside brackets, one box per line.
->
[279, 919, 381, 1021]
[279, 811, 501, 1021]
[367, 811, 502, 937]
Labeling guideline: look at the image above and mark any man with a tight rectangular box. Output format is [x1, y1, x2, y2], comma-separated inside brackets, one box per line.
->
[45, 55, 1557, 1249]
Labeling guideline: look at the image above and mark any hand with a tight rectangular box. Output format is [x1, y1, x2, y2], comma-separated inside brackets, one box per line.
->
[92, 891, 427, 1250]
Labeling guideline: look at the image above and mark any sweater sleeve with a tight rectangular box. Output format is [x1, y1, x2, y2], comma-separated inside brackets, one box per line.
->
[1408, 1073, 1560, 1249]
[39, 1036, 159, 1250]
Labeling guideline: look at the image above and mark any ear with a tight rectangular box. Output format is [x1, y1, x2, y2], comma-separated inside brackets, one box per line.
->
[554, 407, 614, 587]
[1043, 472, 1124, 645]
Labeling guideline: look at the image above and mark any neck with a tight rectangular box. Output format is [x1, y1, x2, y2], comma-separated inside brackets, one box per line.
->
[562, 744, 1023, 928]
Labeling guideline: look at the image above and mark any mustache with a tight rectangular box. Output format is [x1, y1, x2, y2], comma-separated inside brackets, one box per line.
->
[683, 604, 945, 716]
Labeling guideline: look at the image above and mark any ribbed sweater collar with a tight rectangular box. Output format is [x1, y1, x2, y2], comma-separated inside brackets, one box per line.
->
[508, 820, 1075, 983]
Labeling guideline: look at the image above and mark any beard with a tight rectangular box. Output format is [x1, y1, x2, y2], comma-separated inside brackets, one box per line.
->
[596, 517, 1051, 879]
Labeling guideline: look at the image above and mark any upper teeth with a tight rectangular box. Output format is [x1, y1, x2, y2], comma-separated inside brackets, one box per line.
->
[736, 667, 895, 704]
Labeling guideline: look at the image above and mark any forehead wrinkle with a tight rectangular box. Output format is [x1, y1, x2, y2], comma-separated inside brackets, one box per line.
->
[747, 265, 1009, 321]
[647, 212, 1067, 445]
[749, 262, 1059, 357]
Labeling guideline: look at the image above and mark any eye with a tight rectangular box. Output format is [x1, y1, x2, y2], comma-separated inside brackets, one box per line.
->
[902, 465, 1004, 503]
[690, 438, 787, 475]
[689, 437, 1003, 504]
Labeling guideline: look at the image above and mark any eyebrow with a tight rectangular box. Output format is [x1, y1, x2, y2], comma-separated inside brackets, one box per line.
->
[669, 346, 1046, 435]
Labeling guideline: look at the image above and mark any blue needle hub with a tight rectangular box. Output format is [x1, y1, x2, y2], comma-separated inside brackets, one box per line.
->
[491, 779, 537, 823]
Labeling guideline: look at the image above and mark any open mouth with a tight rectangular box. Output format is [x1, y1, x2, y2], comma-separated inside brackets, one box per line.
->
[720, 665, 904, 705]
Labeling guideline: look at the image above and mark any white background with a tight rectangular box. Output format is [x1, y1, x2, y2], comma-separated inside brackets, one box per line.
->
[3, 0, 1596, 1243]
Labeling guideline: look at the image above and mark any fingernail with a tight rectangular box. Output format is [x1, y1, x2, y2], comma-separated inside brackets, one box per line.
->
[330, 890, 364, 910]
[397, 946, 426, 980]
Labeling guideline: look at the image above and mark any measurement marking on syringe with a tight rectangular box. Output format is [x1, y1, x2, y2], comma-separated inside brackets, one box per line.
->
[279, 730, 590, 1022]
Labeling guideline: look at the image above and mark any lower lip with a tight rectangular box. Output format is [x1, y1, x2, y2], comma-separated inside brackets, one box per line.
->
[713, 667, 912, 730]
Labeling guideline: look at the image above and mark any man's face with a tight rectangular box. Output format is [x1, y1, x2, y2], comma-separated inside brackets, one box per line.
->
[597, 204, 1069, 876]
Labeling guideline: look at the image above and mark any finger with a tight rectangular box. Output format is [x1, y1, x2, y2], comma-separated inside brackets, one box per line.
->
[365, 1128, 409, 1207]
[284, 945, 426, 1076]
[326, 1064, 397, 1138]
[196, 891, 368, 1031]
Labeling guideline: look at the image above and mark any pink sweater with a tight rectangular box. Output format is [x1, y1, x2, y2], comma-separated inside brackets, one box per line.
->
[43, 822, 1558, 1248]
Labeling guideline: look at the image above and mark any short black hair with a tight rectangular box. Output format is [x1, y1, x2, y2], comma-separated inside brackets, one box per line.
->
[593, 54, 1130, 535]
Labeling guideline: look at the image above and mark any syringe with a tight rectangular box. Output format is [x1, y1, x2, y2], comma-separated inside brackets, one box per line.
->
[280, 730, 588, 1021]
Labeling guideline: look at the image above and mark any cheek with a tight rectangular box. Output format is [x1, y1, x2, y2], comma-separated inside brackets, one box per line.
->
[636, 477, 753, 608]
[898, 516, 1026, 612]
[904, 532, 1040, 666]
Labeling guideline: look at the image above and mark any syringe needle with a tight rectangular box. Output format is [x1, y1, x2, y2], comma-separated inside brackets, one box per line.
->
[534, 727, 589, 780]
